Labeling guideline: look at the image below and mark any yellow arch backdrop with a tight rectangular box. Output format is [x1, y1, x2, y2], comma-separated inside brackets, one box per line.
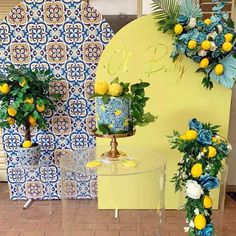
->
[96, 15, 232, 209]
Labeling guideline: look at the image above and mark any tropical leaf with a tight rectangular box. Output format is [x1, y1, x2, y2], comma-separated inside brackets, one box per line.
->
[152, 0, 180, 32]
[180, 0, 203, 19]
[206, 53, 236, 89]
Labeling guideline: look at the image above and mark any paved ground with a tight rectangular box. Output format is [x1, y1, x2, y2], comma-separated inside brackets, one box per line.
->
[0, 183, 236, 236]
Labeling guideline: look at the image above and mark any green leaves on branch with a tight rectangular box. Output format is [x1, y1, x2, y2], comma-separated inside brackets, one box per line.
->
[0, 64, 61, 139]
[152, 0, 180, 33]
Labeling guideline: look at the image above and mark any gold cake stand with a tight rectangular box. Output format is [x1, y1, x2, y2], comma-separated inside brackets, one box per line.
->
[93, 129, 136, 160]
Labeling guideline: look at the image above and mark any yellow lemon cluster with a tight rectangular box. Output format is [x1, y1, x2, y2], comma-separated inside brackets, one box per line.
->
[201, 40, 211, 51]
[191, 163, 203, 178]
[222, 41, 233, 52]
[95, 80, 123, 97]
[0, 83, 10, 94]
[203, 195, 213, 209]
[199, 58, 209, 69]
[180, 130, 198, 141]
[188, 40, 197, 50]
[214, 64, 224, 75]
[174, 24, 183, 35]
[194, 214, 206, 230]
[22, 140, 33, 148]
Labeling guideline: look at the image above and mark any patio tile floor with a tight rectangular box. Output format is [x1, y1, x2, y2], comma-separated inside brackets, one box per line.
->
[0, 183, 236, 235]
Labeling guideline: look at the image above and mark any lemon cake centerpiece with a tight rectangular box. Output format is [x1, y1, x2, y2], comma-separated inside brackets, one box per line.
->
[0, 65, 60, 166]
[92, 78, 156, 135]
[91, 78, 156, 159]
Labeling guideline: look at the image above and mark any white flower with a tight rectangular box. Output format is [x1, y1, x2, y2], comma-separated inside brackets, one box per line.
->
[186, 180, 204, 199]
[198, 49, 207, 57]
[207, 31, 218, 40]
[217, 24, 223, 33]
[181, 172, 188, 179]
[210, 42, 217, 51]
[184, 227, 190, 232]
[227, 143, 232, 151]
[189, 220, 195, 228]
[194, 208, 200, 215]
[188, 18, 196, 28]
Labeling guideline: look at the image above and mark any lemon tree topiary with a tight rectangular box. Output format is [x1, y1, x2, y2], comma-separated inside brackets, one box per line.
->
[0, 64, 60, 147]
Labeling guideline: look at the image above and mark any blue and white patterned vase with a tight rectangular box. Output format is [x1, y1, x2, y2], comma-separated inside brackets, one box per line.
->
[18, 145, 41, 166]
[95, 97, 132, 133]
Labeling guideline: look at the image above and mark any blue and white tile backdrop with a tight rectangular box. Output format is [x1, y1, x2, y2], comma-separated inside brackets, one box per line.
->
[0, 0, 113, 200]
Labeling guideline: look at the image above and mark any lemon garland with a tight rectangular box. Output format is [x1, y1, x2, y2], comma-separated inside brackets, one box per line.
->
[153, 0, 236, 89]
[169, 118, 231, 236]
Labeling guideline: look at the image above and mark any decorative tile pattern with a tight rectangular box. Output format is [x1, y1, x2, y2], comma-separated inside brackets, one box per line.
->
[0, 0, 113, 200]
[96, 97, 132, 133]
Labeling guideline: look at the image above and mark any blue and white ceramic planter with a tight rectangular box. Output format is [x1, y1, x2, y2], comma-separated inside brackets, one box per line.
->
[96, 97, 132, 133]
[18, 145, 41, 166]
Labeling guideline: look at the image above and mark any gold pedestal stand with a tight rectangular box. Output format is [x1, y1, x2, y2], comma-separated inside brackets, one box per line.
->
[93, 129, 135, 160]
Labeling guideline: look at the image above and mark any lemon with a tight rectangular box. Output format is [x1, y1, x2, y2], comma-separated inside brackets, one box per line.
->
[191, 163, 203, 178]
[108, 124, 113, 129]
[0, 83, 10, 94]
[204, 18, 212, 25]
[7, 117, 15, 125]
[22, 140, 33, 148]
[208, 146, 217, 158]
[36, 104, 45, 113]
[95, 80, 109, 95]
[108, 83, 123, 97]
[222, 42, 233, 52]
[19, 79, 27, 87]
[194, 214, 206, 230]
[188, 40, 197, 50]
[115, 110, 122, 116]
[203, 195, 213, 209]
[25, 97, 34, 104]
[122, 159, 137, 168]
[174, 24, 183, 35]
[224, 33, 233, 42]
[86, 160, 102, 168]
[212, 137, 221, 144]
[199, 58, 209, 69]
[28, 115, 37, 126]
[185, 130, 198, 141]
[214, 64, 224, 75]
[201, 40, 211, 51]
[8, 107, 17, 117]
[124, 119, 129, 127]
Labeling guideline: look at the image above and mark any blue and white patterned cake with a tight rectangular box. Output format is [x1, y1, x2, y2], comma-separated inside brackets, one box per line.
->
[95, 97, 132, 133]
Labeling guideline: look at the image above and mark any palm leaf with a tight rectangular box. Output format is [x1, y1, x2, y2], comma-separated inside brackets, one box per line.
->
[152, 0, 180, 32]
[180, 0, 203, 18]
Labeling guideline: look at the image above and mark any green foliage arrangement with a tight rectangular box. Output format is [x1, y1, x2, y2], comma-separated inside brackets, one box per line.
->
[152, 0, 180, 33]
[0, 65, 60, 142]
[168, 118, 231, 235]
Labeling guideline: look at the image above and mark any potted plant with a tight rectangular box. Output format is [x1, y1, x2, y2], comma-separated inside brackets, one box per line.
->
[0, 64, 60, 166]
